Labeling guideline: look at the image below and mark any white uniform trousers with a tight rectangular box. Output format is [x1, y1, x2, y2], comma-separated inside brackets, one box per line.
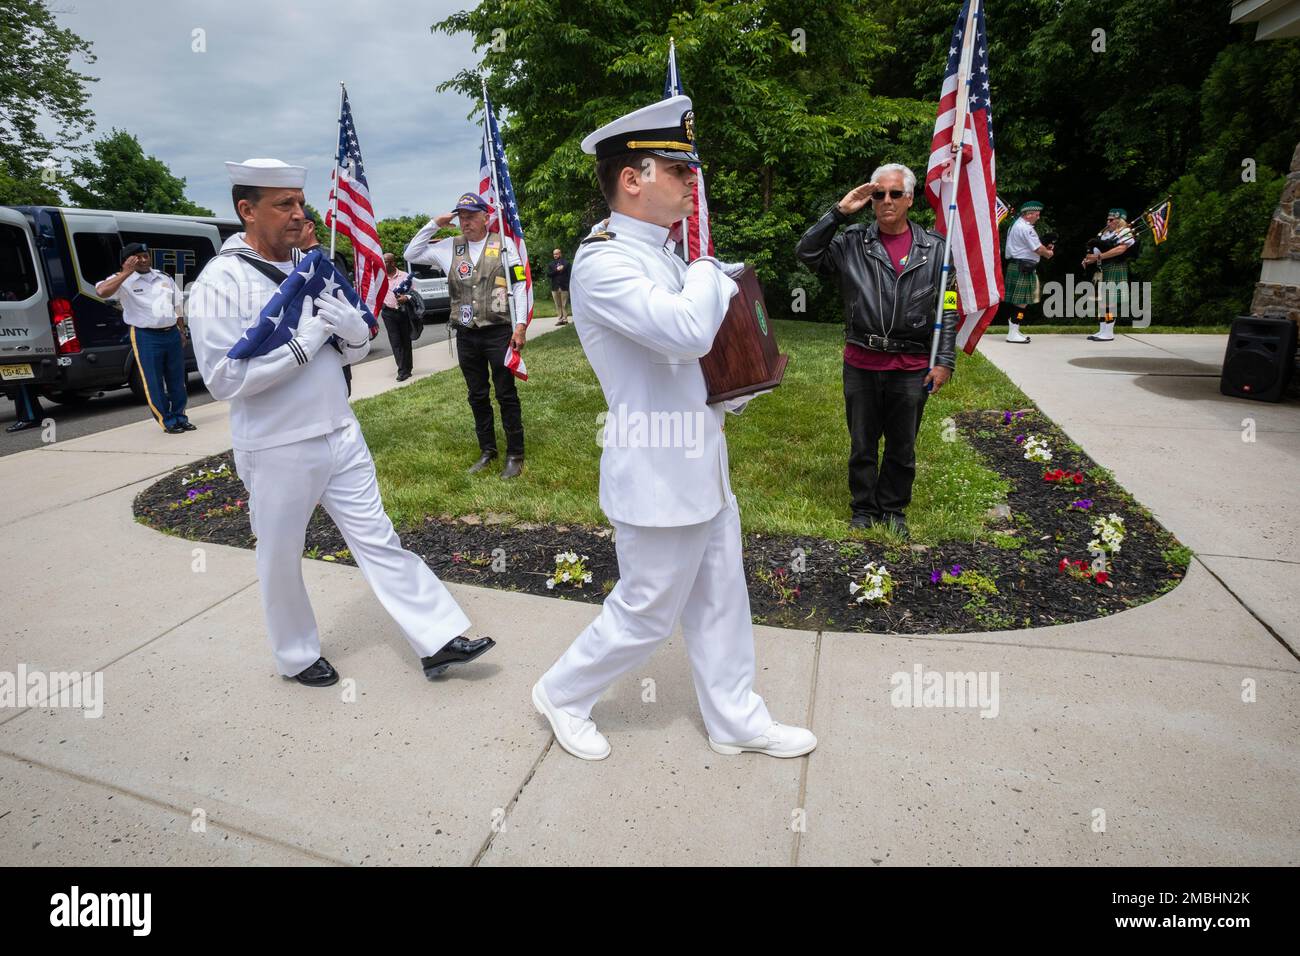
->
[233, 423, 471, 676]
[540, 497, 772, 743]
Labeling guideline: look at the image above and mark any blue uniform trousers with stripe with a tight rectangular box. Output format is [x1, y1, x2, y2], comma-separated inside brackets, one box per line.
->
[130, 326, 189, 429]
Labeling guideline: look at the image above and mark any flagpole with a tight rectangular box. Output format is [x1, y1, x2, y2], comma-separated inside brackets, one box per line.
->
[929, 0, 980, 372]
[329, 82, 345, 260]
[482, 76, 519, 329]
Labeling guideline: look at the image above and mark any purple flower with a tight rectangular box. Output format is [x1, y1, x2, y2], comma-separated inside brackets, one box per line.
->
[1003, 411, 1013, 424]
[930, 570, 942, 585]
[1015, 411, 1026, 420]
[951, 564, 962, 575]
[1071, 498, 1094, 510]
[1014, 434, 1026, 445]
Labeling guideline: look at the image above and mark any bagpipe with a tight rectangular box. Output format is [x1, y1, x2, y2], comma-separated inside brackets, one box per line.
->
[1083, 198, 1172, 260]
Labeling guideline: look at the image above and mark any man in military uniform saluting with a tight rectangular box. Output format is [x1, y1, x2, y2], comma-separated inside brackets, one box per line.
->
[404, 194, 527, 478]
[531, 96, 816, 762]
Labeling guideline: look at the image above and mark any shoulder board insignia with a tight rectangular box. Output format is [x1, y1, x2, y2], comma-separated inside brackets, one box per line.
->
[580, 231, 615, 245]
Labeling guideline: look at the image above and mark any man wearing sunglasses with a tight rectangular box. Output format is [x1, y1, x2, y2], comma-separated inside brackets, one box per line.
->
[796, 164, 957, 538]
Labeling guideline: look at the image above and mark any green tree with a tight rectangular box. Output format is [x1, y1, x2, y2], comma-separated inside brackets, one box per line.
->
[435, 0, 933, 319]
[0, 0, 97, 204]
[66, 129, 213, 215]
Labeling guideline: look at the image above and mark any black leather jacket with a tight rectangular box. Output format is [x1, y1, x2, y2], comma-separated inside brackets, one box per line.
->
[795, 207, 958, 370]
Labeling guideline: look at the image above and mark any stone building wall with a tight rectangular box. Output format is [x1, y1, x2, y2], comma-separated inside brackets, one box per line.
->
[1250, 139, 1300, 324]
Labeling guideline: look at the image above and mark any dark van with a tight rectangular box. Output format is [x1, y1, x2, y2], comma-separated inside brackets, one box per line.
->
[0, 206, 240, 406]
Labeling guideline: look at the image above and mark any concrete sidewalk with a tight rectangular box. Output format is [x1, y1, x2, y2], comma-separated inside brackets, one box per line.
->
[1, 325, 1296, 866]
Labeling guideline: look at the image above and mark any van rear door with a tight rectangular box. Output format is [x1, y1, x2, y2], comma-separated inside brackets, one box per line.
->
[0, 207, 55, 386]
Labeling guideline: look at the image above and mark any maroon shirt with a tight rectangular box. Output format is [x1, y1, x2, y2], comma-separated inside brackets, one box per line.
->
[844, 228, 929, 372]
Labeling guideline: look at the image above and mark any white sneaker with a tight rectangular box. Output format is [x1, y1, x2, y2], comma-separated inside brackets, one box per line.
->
[708, 722, 817, 758]
[1006, 330, 1031, 343]
[532, 679, 610, 761]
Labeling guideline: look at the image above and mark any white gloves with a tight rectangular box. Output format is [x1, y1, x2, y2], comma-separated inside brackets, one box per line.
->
[723, 388, 774, 415]
[292, 299, 336, 358]
[691, 255, 747, 278]
[314, 290, 371, 346]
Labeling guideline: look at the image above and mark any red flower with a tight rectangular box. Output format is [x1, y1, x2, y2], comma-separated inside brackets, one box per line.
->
[1073, 473, 1084, 484]
[1058, 558, 1069, 571]
[1095, 571, 1109, 584]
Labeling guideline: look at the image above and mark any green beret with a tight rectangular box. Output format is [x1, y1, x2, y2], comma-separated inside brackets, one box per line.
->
[1108, 207, 1127, 219]
[1019, 201, 1043, 213]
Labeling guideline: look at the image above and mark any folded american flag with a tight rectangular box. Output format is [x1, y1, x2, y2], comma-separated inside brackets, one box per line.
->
[226, 248, 378, 359]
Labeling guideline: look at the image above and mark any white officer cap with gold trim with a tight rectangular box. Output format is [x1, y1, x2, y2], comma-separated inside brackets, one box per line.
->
[580, 94, 699, 164]
[224, 158, 307, 188]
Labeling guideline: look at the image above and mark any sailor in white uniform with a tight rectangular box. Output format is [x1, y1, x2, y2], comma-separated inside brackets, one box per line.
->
[531, 98, 817, 760]
[187, 158, 495, 686]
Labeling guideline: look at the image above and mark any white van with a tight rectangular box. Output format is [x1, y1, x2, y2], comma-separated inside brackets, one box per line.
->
[0, 205, 239, 406]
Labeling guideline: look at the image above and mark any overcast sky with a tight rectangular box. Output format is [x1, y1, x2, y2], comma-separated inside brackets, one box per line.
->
[52, 0, 488, 221]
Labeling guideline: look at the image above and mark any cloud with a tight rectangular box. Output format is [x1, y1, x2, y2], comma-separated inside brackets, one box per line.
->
[51, 0, 487, 221]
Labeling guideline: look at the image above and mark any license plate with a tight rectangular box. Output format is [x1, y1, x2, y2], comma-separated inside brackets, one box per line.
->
[0, 364, 34, 381]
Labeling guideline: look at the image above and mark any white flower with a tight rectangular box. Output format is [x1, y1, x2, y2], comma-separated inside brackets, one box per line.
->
[545, 578, 556, 589]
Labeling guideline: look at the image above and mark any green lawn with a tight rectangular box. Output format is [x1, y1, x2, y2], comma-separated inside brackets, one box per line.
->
[355, 320, 1032, 544]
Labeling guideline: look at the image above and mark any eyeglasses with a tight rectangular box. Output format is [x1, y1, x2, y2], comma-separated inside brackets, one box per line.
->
[1105, 216, 1118, 221]
[873, 189, 906, 201]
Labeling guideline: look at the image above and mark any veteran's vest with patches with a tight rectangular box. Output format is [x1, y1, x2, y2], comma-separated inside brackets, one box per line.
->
[448, 236, 510, 329]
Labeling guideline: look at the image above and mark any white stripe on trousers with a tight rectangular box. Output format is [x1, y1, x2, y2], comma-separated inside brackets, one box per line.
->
[233, 423, 471, 676]
[540, 497, 772, 743]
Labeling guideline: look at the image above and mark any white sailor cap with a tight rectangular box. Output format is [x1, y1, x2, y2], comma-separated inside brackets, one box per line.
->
[224, 158, 307, 189]
[580, 94, 699, 164]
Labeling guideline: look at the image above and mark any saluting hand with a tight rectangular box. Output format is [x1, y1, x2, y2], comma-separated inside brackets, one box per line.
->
[434, 212, 456, 229]
[837, 182, 878, 216]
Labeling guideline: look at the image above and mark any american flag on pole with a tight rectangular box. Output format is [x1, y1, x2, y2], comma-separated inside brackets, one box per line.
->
[325, 87, 387, 334]
[1144, 199, 1171, 244]
[994, 195, 1010, 226]
[664, 39, 714, 261]
[924, 0, 1003, 354]
[480, 87, 532, 380]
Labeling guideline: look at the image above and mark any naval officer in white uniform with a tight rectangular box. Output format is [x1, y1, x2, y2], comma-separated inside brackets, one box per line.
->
[187, 158, 495, 686]
[532, 98, 816, 760]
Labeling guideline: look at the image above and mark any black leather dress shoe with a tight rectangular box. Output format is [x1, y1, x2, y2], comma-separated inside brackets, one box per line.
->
[396, 371, 411, 381]
[501, 455, 524, 479]
[288, 657, 339, 687]
[421, 636, 496, 679]
[178, 421, 197, 431]
[165, 424, 188, 434]
[5, 419, 39, 433]
[849, 513, 877, 530]
[468, 451, 498, 474]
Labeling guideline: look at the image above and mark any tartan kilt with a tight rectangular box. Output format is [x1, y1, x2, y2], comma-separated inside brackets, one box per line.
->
[1003, 261, 1040, 305]
[1095, 261, 1129, 317]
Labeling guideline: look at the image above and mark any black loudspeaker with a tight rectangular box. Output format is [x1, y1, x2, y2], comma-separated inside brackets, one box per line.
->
[1220, 315, 1298, 403]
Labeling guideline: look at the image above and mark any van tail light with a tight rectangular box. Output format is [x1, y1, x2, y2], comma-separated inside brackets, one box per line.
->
[48, 298, 81, 354]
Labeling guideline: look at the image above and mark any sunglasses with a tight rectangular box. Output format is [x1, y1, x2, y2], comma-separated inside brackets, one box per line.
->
[872, 189, 907, 201]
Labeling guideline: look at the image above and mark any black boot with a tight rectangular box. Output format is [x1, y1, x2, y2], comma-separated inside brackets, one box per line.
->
[468, 450, 498, 474]
[501, 455, 524, 479]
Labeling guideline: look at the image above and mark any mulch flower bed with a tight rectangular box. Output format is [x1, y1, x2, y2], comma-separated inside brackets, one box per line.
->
[133, 407, 1190, 634]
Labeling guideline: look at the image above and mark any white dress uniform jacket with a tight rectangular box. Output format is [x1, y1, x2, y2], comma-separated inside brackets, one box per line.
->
[188, 234, 370, 452]
[187, 233, 470, 676]
[572, 211, 738, 527]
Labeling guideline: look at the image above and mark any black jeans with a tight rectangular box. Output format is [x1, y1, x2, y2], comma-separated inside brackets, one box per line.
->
[843, 363, 929, 519]
[382, 306, 412, 376]
[457, 323, 524, 457]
